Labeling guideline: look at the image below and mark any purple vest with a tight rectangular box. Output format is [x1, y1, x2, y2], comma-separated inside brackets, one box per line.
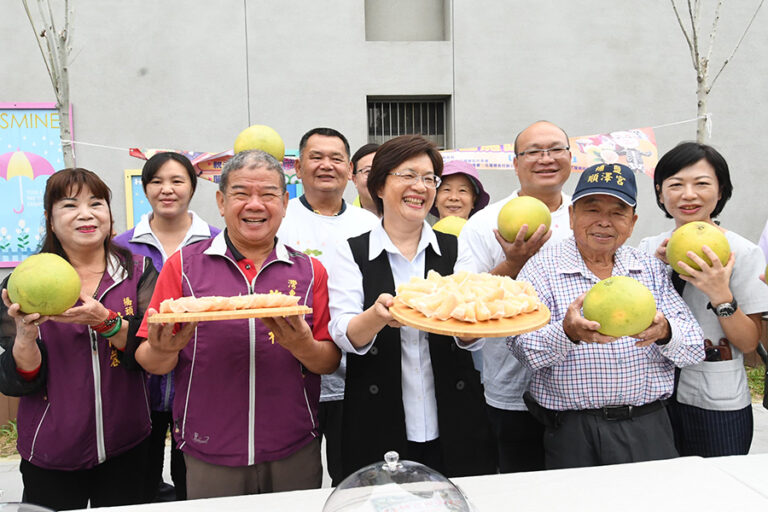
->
[172, 235, 321, 466]
[16, 255, 151, 471]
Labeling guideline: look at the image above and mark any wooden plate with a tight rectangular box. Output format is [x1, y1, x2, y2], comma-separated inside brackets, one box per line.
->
[389, 299, 550, 338]
[148, 305, 313, 324]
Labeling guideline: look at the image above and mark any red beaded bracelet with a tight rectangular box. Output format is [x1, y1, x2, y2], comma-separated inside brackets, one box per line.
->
[91, 309, 119, 334]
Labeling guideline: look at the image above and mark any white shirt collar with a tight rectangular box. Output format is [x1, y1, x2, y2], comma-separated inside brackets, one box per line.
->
[367, 219, 442, 261]
[132, 211, 212, 239]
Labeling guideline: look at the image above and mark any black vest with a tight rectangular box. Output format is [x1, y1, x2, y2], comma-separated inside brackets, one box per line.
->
[341, 230, 495, 479]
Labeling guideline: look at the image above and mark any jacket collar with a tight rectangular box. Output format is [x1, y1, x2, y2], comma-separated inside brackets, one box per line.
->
[204, 230, 292, 265]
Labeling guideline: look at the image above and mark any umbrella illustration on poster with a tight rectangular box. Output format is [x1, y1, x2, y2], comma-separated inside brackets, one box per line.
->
[0, 150, 55, 262]
[0, 150, 55, 214]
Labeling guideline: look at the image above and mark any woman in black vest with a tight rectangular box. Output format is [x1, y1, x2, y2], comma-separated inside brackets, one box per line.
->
[328, 135, 495, 480]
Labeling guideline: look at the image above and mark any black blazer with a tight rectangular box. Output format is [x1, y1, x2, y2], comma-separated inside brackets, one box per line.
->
[341, 230, 496, 479]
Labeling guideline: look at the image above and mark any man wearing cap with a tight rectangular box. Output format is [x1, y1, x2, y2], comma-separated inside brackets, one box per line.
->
[507, 163, 704, 469]
[277, 128, 379, 486]
[455, 121, 573, 473]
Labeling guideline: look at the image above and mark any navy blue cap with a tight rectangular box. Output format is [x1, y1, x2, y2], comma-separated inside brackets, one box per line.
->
[572, 163, 637, 207]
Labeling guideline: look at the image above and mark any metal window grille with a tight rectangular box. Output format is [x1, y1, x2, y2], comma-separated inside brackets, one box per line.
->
[367, 98, 448, 149]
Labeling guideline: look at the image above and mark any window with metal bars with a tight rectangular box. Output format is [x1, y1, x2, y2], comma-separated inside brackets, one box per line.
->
[367, 97, 449, 149]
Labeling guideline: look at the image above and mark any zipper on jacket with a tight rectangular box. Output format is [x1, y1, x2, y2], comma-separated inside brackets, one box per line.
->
[89, 327, 107, 464]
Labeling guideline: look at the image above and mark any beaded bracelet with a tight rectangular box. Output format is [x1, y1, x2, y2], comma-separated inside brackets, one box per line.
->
[91, 310, 119, 334]
[101, 315, 123, 338]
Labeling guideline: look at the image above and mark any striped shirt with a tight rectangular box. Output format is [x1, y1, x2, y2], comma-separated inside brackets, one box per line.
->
[508, 237, 704, 411]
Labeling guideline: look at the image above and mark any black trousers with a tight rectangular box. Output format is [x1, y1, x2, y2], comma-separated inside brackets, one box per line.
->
[407, 438, 446, 475]
[544, 406, 678, 469]
[318, 399, 344, 487]
[146, 410, 186, 501]
[486, 404, 545, 473]
[21, 436, 150, 511]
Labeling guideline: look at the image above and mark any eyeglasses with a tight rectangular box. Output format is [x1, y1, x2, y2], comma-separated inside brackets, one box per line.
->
[517, 146, 570, 161]
[355, 167, 371, 177]
[388, 171, 442, 189]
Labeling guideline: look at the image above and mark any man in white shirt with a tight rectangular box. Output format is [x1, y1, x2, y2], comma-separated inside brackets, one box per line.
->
[455, 121, 573, 472]
[277, 127, 379, 486]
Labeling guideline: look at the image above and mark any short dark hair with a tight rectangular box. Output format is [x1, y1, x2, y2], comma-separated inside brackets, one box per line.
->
[513, 120, 570, 154]
[141, 152, 198, 193]
[351, 143, 379, 173]
[653, 141, 733, 219]
[299, 127, 350, 159]
[367, 135, 444, 216]
[220, 150, 286, 193]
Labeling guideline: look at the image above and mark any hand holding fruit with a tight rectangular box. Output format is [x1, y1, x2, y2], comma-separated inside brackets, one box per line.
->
[562, 293, 617, 345]
[493, 224, 551, 277]
[632, 311, 671, 347]
[2, 289, 47, 344]
[50, 293, 111, 326]
[653, 238, 670, 265]
[676, 246, 735, 304]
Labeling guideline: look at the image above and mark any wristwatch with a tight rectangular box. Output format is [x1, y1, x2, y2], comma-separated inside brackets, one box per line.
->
[707, 298, 738, 317]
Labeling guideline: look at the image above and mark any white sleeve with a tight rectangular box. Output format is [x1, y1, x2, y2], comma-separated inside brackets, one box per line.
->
[456, 218, 495, 273]
[327, 239, 375, 355]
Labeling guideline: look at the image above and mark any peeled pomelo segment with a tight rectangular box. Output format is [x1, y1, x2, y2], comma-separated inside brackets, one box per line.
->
[433, 292, 461, 321]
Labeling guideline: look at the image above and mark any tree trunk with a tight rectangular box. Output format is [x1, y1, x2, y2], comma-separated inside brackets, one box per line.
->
[57, 65, 74, 168]
[696, 78, 708, 144]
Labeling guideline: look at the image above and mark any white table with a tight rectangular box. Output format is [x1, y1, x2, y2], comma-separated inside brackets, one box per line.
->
[83, 455, 768, 511]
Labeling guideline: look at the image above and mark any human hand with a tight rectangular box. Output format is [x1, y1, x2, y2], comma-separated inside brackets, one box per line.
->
[562, 292, 617, 344]
[677, 246, 735, 305]
[372, 293, 402, 328]
[654, 238, 670, 265]
[2, 289, 47, 344]
[493, 225, 551, 276]
[261, 314, 314, 353]
[50, 293, 111, 326]
[146, 308, 197, 354]
[633, 311, 671, 347]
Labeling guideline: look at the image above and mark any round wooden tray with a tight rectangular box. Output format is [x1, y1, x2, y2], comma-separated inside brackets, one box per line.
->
[148, 305, 312, 324]
[389, 300, 550, 338]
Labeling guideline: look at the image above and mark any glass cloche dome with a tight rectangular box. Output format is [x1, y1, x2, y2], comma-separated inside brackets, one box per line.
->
[323, 451, 473, 512]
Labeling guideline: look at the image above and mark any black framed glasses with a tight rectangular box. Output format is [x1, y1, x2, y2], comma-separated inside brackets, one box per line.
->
[517, 146, 570, 161]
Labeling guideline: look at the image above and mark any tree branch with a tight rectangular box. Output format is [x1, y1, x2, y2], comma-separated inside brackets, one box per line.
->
[708, 0, 766, 92]
[704, 0, 724, 79]
[21, 0, 57, 94]
[671, 0, 698, 70]
[689, 0, 702, 77]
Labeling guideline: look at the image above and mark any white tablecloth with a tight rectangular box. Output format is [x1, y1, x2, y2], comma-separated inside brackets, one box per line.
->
[83, 455, 768, 511]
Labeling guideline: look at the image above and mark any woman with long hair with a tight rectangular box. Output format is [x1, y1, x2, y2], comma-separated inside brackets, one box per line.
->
[0, 168, 157, 510]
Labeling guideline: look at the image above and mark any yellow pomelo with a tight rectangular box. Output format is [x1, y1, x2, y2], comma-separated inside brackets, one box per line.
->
[666, 221, 730, 276]
[583, 276, 657, 337]
[233, 125, 285, 161]
[8, 253, 82, 315]
[433, 216, 467, 237]
[497, 196, 551, 242]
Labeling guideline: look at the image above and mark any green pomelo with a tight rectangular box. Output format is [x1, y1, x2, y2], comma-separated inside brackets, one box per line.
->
[433, 216, 467, 237]
[583, 276, 657, 338]
[497, 196, 551, 242]
[666, 221, 730, 276]
[233, 124, 285, 161]
[8, 253, 82, 315]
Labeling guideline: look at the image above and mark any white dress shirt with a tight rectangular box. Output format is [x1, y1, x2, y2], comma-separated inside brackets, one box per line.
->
[329, 220, 442, 442]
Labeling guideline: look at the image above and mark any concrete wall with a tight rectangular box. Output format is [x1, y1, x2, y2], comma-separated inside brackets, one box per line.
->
[2, 0, 766, 280]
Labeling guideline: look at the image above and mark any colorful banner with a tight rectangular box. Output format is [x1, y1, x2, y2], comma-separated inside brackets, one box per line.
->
[440, 127, 658, 177]
[0, 103, 67, 267]
[129, 148, 303, 197]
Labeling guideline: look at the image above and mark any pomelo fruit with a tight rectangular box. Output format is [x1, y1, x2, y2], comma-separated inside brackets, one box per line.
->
[666, 221, 730, 276]
[233, 124, 285, 162]
[583, 276, 657, 337]
[497, 196, 551, 242]
[433, 216, 467, 237]
[7, 253, 81, 316]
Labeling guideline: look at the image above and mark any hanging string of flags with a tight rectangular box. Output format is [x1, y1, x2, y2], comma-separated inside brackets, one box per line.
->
[62, 115, 708, 183]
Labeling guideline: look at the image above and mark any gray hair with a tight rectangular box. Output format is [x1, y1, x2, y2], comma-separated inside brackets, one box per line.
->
[220, 150, 286, 193]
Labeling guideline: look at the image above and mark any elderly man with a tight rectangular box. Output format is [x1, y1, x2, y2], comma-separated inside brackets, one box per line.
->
[135, 150, 340, 498]
[456, 121, 573, 472]
[277, 128, 378, 486]
[508, 163, 704, 469]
